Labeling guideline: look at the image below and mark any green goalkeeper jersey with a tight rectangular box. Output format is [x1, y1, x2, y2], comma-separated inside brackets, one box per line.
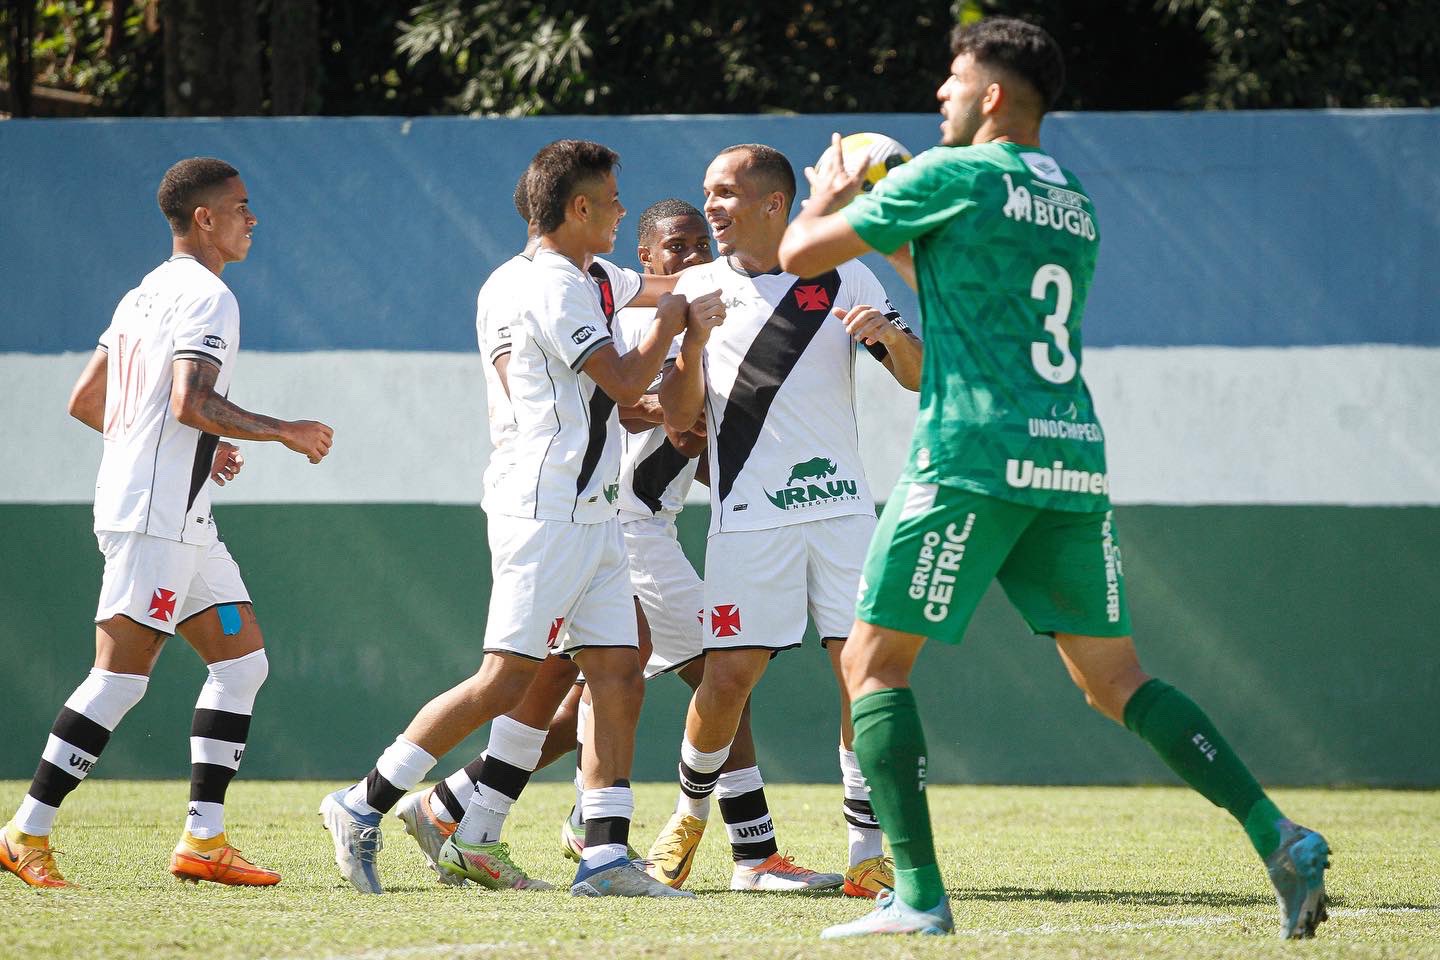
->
[843, 139, 1110, 512]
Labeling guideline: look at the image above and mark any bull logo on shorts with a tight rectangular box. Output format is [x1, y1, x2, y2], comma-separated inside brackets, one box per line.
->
[148, 588, 177, 622]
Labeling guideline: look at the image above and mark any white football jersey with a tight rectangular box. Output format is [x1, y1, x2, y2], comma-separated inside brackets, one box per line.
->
[491, 250, 641, 524]
[478, 254, 639, 515]
[673, 257, 907, 534]
[92, 256, 240, 544]
[613, 305, 698, 522]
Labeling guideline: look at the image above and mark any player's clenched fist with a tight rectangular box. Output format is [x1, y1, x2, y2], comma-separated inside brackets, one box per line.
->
[684, 289, 726, 344]
[654, 291, 690, 338]
[283, 419, 334, 464]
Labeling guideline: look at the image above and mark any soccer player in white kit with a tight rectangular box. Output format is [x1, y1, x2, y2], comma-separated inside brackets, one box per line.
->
[393, 173, 665, 890]
[647, 144, 923, 897]
[321, 140, 726, 898]
[0, 157, 334, 889]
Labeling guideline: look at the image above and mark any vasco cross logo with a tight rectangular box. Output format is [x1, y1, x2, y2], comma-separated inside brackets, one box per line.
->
[793, 285, 830, 311]
[711, 604, 741, 638]
[571, 325, 596, 345]
[764, 457, 859, 511]
[148, 587, 177, 622]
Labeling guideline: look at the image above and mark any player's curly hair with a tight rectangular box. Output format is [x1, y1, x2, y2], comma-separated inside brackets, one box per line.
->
[157, 157, 240, 236]
[716, 144, 796, 212]
[951, 17, 1065, 111]
[637, 198, 703, 247]
[527, 139, 621, 235]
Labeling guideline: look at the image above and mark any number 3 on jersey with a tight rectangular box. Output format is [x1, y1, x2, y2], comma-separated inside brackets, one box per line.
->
[1029, 263, 1076, 384]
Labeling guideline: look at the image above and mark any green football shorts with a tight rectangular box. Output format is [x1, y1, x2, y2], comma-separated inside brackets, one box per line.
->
[856, 480, 1131, 643]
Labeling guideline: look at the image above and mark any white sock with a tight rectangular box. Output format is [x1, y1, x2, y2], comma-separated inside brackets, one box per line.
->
[840, 746, 884, 865]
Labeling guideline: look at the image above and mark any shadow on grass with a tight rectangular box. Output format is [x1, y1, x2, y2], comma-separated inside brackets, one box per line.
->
[955, 887, 1437, 912]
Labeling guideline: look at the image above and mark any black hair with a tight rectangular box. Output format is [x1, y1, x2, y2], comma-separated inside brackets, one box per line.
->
[527, 139, 621, 235]
[637, 198, 704, 246]
[156, 157, 240, 236]
[950, 17, 1065, 110]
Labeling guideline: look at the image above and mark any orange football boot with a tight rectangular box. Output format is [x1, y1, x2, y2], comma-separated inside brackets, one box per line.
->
[169, 833, 281, 886]
[0, 823, 70, 888]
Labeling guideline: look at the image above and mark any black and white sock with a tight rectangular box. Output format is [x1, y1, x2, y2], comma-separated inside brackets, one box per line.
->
[345, 736, 436, 817]
[716, 765, 777, 865]
[579, 782, 634, 867]
[454, 716, 547, 844]
[430, 756, 484, 824]
[186, 649, 268, 839]
[12, 668, 148, 836]
[676, 736, 730, 820]
[840, 746, 884, 865]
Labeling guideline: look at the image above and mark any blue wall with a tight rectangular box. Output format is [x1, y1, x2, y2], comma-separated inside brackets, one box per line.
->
[2, 111, 1437, 354]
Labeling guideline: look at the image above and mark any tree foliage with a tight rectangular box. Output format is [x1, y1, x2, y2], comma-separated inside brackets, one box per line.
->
[2, 0, 1436, 116]
[1164, 0, 1440, 108]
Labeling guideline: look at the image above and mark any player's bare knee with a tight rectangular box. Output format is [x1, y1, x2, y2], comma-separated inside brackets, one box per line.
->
[701, 660, 760, 707]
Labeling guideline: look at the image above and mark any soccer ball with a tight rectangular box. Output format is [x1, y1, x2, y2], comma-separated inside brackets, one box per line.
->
[817, 132, 913, 193]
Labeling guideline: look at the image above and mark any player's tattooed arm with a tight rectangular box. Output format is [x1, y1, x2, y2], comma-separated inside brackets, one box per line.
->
[171, 357, 334, 463]
[67, 348, 109, 432]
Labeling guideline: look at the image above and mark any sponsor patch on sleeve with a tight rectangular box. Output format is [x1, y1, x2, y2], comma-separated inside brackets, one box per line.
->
[202, 335, 227, 350]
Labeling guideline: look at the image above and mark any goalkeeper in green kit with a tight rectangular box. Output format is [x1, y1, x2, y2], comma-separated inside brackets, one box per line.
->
[779, 16, 1330, 941]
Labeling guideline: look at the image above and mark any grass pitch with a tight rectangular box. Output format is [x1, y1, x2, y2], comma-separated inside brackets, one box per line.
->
[1, 781, 1436, 960]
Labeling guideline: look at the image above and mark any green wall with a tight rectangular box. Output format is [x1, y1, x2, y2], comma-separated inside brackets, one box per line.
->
[3, 504, 1437, 786]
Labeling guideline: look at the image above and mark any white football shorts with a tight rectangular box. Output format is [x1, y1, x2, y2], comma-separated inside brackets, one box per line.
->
[702, 512, 876, 652]
[485, 514, 638, 661]
[95, 531, 250, 636]
[622, 515, 704, 679]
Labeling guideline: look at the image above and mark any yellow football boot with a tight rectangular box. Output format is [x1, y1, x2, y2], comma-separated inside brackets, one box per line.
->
[644, 813, 707, 889]
[844, 854, 895, 898]
[0, 823, 70, 888]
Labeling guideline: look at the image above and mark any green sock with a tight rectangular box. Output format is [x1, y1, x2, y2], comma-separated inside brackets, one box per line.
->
[1123, 678, 1285, 858]
[851, 687, 945, 910]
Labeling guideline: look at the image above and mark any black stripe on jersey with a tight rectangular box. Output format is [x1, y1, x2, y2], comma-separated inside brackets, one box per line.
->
[714, 270, 843, 505]
[574, 386, 617, 501]
[631, 438, 690, 514]
[186, 431, 220, 516]
[173, 350, 223, 369]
